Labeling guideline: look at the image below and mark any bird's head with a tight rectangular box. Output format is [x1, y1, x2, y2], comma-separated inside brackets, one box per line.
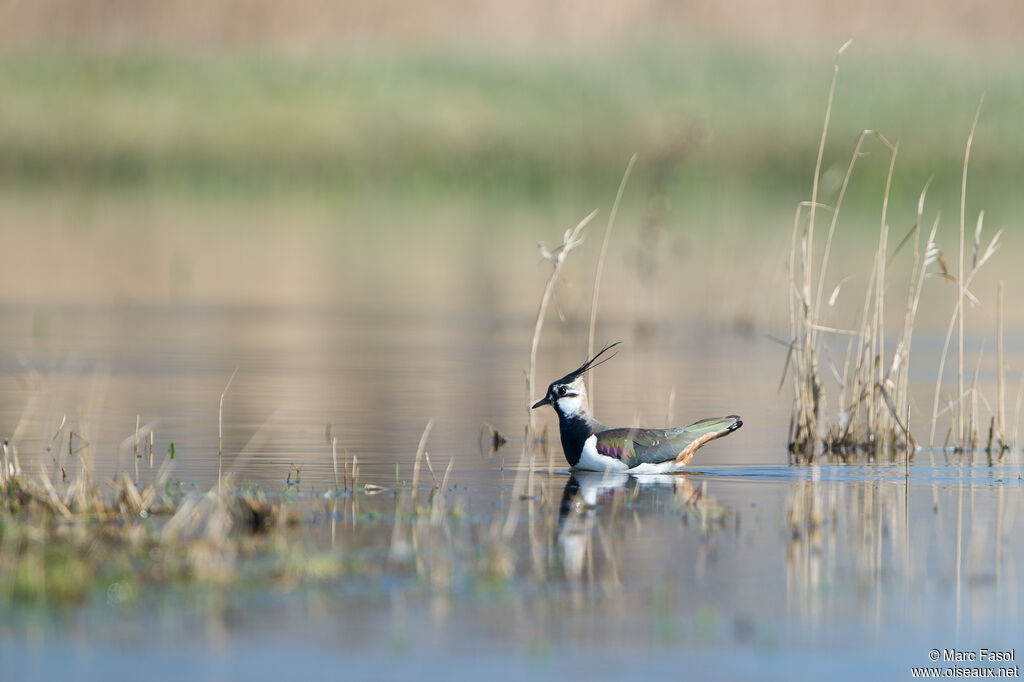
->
[531, 342, 620, 419]
[534, 374, 590, 418]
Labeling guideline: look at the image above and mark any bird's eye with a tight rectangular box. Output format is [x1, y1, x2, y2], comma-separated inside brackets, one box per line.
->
[557, 385, 567, 397]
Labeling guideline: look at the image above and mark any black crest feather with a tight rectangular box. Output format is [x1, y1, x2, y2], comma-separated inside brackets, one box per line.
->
[553, 342, 621, 385]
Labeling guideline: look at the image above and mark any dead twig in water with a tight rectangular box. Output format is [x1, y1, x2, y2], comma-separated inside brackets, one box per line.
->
[218, 367, 238, 495]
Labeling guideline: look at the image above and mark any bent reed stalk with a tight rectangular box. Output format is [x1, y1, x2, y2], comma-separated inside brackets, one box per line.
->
[786, 45, 1005, 460]
[526, 210, 597, 439]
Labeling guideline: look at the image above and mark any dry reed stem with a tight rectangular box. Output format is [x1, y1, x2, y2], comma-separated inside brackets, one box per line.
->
[218, 367, 238, 495]
[787, 41, 851, 451]
[527, 210, 597, 436]
[410, 419, 433, 501]
[997, 281, 1005, 446]
[957, 100, 983, 445]
[811, 129, 881, 355]
[928, 212, 1002, 446]
[37, 467, 72, 519]
[343, 448, 350, 490]
[799, 128, 899, 451]
[423, 450, 439, 489]
[969, 350, 984, 450]
[891, 185, 936, 439]
[331, 436, 339, 488]
[807, 40, 853, 302]
[1012, 372, 1024, 448]
[839, 139, 897, 444]
[874, 143, 899, 437]
[439, 457, 454, 494]
[587, 153, 637, 407]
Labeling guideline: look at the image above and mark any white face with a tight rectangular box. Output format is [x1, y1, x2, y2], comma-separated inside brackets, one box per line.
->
[555, 392, 585, 417]
[550, 379, 588, 418]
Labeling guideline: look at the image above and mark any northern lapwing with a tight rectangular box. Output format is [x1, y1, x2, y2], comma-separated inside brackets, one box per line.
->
[532, 343, 742, 473]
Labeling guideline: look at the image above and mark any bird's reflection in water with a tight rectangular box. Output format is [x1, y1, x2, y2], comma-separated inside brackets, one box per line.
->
[556, 471, 729, 583]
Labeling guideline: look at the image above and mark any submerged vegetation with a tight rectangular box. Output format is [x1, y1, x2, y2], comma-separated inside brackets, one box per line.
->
[786, 45, 1008, 459]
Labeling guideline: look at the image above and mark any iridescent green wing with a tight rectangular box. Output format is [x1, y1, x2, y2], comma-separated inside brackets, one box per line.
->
[595, 416, 742, 467]
[593, 427, 682, 465]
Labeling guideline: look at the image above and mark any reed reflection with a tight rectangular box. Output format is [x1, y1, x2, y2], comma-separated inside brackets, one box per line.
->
[785, 469, 1018, 629]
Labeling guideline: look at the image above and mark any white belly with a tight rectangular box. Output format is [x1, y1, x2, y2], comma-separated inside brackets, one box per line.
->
[627, 460, 682, 474]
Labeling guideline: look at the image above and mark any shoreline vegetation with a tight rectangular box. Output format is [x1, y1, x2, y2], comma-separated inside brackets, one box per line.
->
[786, 44, 1010, 460]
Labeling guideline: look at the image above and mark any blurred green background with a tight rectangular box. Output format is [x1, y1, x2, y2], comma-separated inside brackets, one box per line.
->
[0, 1, 1020, 316]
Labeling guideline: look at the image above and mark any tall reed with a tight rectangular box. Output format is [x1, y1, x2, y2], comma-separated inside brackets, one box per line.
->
[786, 45, 1004, 458]
[526, 210, 596, 438]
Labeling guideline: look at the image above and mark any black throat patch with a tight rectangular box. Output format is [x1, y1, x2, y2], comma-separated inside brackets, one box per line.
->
[556, 412, 603, 467]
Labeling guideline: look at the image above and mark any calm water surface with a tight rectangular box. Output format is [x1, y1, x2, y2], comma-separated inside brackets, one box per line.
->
[1, 302, 1022, 680]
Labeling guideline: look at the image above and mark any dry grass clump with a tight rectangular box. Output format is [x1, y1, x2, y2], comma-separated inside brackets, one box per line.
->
[786, 44, 1006, 460]
[0, 442, 301, 603]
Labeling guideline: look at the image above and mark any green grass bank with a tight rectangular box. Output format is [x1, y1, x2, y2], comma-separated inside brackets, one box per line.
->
[0, 43, 1021, 228]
